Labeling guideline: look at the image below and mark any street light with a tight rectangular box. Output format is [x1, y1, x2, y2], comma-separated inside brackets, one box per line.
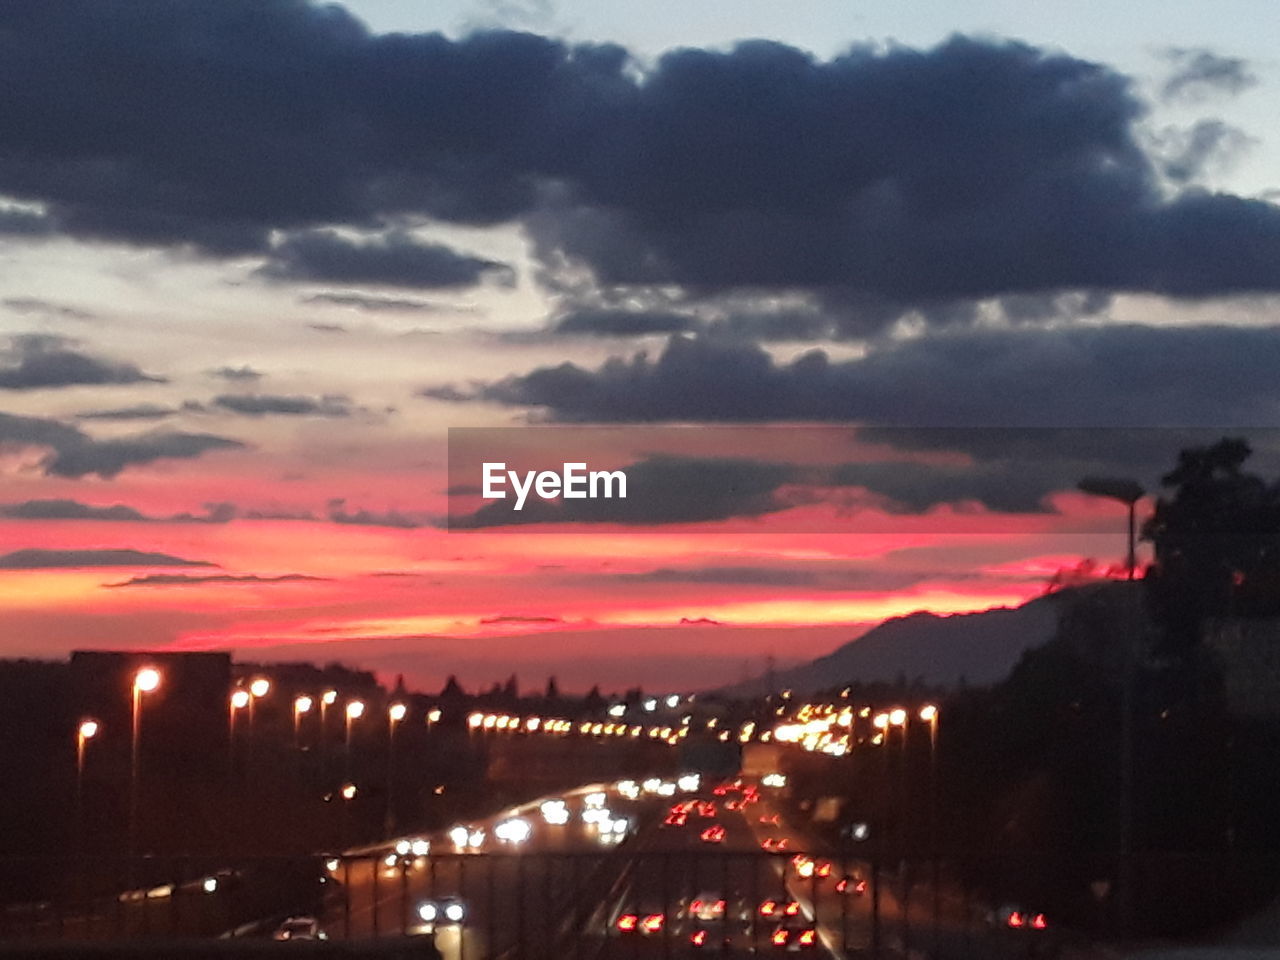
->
[75, 718, 98, 842]
[294, 695, 313, 748]
[130, 667, 161, 857]
[345, 700, 365, 782]
[387, 703, 406, 833]
[228, 688, 249, 768]
[1077, 474, 1146, 937]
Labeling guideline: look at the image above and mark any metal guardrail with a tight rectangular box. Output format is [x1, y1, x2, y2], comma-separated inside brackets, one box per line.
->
[0, 851, 1090, 960]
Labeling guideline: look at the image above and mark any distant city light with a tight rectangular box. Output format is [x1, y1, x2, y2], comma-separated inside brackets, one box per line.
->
[249, 677, 269, 698]
[134, 668, 161, 693]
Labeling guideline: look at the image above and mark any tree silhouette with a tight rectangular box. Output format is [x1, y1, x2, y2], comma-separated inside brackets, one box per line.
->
[1144, 437, 1280, 653]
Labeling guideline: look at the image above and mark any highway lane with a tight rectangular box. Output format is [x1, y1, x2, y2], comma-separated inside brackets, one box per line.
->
[583, 781, 842, 960]
[324, 781, 661, 960]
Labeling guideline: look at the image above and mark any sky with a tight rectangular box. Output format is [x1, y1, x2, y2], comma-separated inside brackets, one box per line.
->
[0, 0, 1278, 693]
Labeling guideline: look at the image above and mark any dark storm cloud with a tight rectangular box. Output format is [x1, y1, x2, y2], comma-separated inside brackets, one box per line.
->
[0, 548, 213, 569]
[444, 326, 1280, 427]
[104, 573, 323, 588]
[0, 336, 164, 390]
[553, 309, 701, 336]
[0, 207, 55, 236]
[44, 431, 245, 478]
[0, 5, 1276, 307]
[258, 230, 515, 289]
[76, 403, 177, 421]
[0, 409, 243, 477]
[0, 498, 235, 523]
[451, 455, 795, 528]
[1159, 47, 1258, 103]
[213, 393, 352, 417]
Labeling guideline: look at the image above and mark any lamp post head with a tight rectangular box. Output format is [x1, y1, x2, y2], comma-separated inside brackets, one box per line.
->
[389, 703, 407, 723]
[322, 689, 337, 705]
[872, 713, 889, 729]
[134, 667, 161, 694]
[230, 689, 250, 709]
[249, 677, 270, 698]
[1078, 476, 1145, 505]
[79, 719, 99, 740]
[346, 700, 365, 720]
[295, 695, 313, 714]
[919, 704, 938, 723]
[889, 708, 907, 726]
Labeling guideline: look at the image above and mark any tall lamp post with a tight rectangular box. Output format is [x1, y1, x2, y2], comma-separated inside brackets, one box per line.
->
[75, 719, 98, 846]
[919, 704, 940, 941]
[345, 700, 365, 783]
[386, 703, 406, 834]
[229, 689, 249, 772]
[294, 695, 313, 749]
[1078, 474, 1146, 936]
[130, 667, 161, 857]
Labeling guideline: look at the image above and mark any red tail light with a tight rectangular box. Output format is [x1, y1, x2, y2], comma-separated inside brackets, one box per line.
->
[617, 914, 637, 932]
[759, 900, 777, 916]
[715, 899, 726, 912]
[1031, 913, 1048, 930]
[772, 929, 789, 945]
[855, 880, 867, 895]
[835, 879, 847, 893]
[817, 862, 832, 877]
[691, 900, 702, 913]
[784, 901, 800, 916]
[1007, 911, 1025, 929]
[643, 914, 664, 933]
[799, 929, 816, 946]
[691, 930, 707, 946]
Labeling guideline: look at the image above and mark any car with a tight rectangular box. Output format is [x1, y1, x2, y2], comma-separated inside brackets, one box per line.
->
[616, 899, 667, 936]
[770, 916, 819, 951]
[758, 898, 804, 920]
[700, 824, 726, 843]
[989, 903, 1050, 932]
[688, 893, 727, 922]
[414, 897, 468, 934]
[272, 916, 326, 941]
[761, 836, 789, 851]
[834, 872, 867, 896]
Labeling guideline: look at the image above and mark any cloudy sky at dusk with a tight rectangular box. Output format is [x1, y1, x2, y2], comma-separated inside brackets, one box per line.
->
[1, 0, 1279, 692]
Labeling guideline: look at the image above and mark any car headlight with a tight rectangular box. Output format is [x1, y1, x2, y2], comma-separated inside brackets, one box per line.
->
[444, 902, 466, 923]
[418, 902, 438, 923]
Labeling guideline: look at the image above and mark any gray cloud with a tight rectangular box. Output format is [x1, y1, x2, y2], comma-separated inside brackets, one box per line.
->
[301, 292, 461, 313]
[0, 8, 1275, 313]
[207, 365, 264, 382]
[327, 498, 423, 529]
[76, 403, 177, 421]
[1159, 47, 1258, 103]
[0, 410, 243, 477]
[258, 229, 516, 289]
[553, 309, 700, 337]
[439, 325, 1280, 427]
[1151, 119, 1254, 184]
[2, 297, 96, 321]
[0, 498, 235, 523]
[0, 548, 214, 569]
[0, 335, 164, 390]
[213, 393, 352, 417]
[104, 573, 323, 587]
